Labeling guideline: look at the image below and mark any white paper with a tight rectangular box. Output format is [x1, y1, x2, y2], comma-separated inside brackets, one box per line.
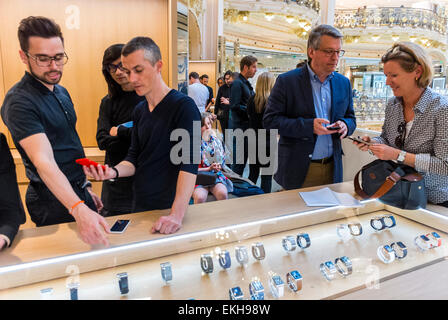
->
[299, 187, 362, 207]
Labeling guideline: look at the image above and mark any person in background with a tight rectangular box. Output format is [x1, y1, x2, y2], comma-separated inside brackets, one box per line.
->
[188, 71, 209, 113]
[192, 112, 232, 203]
[1, 16, 109, 246]
[96, 44, 145, 216]
[296, 60, 307, 68]
[214, 70, 233, 140]
[247, 71, 275, 193]
[0, 133, 26, 251]
[229, 56, 257, 177]
[264, 24, 356, 190]
[217, 77, 224, 88]
[353, 42, 448, 207]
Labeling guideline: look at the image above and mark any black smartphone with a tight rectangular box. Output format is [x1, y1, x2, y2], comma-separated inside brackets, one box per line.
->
[110, 219, 130, 233]
[348, 136, 372, 145]
[327, 126, 340, 131]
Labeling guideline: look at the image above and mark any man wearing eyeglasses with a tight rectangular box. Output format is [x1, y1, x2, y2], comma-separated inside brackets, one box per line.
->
[1, 16, 110, 246]
[264, 24, 356, 190]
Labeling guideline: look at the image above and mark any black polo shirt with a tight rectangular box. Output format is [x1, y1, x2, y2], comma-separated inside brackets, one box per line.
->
[124, 89, 200, 212]
[1, 72, 86, 184]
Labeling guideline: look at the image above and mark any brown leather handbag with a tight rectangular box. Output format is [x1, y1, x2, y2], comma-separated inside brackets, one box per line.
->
[354, 159, 427, 209]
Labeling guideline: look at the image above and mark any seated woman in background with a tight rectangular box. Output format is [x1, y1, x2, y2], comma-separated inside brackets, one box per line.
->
[353, 42, 448, 207]
[192, 113, 233, 204]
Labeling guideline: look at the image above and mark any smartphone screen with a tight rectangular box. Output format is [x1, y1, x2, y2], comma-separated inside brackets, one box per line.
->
[110, 220, 130, 233]
[348, 136, 372, 145]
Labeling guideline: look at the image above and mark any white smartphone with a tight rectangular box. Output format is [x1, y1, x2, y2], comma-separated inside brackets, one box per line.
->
[110, 219, 130, 233]
[348, 136, 373, 146]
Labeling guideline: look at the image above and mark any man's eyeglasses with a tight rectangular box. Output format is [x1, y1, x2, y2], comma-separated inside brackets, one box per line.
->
[395, 121, 406, 149]
[108, 62, 124, 74]
[318, 49, 345, 57]
[26, 52, 68, 67]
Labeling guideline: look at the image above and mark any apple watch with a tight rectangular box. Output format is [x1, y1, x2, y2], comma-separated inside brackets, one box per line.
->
[282, 235, 297, 252]
[235, 246, 249, 265]
[377, 245, 396, 264]
[320, 261, 337, 281]
[268, 275, 285, 298]
[286, 270, 303, 292]
[391, 241, 407, 259]
[67, 282, 79, 300]
[415, 234, 431, 251]
[249, 280, 265, 300]
[335, 256, 353, 277]
[117, 272, 129, 295]
[426, 231, 442, 249]
[200, 253, 214, 273]
[229, 286, 244, 300]
[251, 242, 266, 260]
[160, 262, 173, 283]
[397, 150, 407, 164]
[219, 250, 232, 269]
[296, 233, 311, 249]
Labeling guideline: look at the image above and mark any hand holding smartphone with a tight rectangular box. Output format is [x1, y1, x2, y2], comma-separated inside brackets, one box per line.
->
[348, 136, 372, 145]
[76, 158, 106, 171]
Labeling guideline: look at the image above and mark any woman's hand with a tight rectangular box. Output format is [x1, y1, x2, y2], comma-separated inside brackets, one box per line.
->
[352, 136, 371, 152]
[368, 144, 400, 161]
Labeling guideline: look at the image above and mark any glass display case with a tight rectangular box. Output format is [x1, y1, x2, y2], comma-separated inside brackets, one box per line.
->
[0, 182, 447, 300]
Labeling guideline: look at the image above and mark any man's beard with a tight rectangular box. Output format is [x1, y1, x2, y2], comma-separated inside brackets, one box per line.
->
[28, 62, 62, 85]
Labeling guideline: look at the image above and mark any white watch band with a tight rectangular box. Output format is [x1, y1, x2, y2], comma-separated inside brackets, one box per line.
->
[397, 150, 407, 163]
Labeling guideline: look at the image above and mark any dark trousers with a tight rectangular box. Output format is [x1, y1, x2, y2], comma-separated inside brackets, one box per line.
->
[248, 163, 272, 194]
[229, 120, 249, 177]
[26, 180, 96, 227]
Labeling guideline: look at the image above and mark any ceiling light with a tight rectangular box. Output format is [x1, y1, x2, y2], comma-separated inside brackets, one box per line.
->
[391, 35, 399, 42]
[285, 16, 295, 24]
[371, 35, 380, 42]
[264, 12, 274, 21]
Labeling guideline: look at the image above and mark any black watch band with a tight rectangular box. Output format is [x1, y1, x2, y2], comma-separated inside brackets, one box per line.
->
[111, 167, 119, 179]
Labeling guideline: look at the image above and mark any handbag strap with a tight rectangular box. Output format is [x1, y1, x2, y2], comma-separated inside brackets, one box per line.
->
[354, 168, 404, 200]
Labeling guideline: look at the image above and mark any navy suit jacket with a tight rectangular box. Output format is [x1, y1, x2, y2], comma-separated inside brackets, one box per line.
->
[263, 66, 356, 190]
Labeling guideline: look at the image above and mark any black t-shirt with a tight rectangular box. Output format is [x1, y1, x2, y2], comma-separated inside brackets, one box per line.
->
[124, 89, 201, 212]
[1, 72, 86, 183]
[96, 91, 145, 166]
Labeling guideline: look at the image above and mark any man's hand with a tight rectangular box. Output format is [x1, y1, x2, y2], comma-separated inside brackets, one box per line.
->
[332, 120, 348, 139]
[109, 126, 118, 137]
[221, 97, 230, 105]
[83, 164, 115, 181]
[368, 144, 400, 161]
[0, 238, 6, 251]
[87, 187, 103, 212]
[313, 118, 331, 135]
[72, 203, 110, 246]
[151, 214, 183, 234]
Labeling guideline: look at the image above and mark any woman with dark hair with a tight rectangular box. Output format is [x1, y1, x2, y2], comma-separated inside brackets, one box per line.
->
[96, 44, 145, 216]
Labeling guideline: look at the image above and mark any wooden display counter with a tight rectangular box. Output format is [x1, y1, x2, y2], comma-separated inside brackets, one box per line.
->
[0, 182, 447, 299]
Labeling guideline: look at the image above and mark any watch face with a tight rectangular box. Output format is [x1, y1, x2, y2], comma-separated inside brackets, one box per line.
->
[397, 242, 406, 249]
[273, 275, 284, 286]
[431, 232, 441, 238]
[251, 281, 263, 291]
[325, 261, 335, 269]
[420, 235, 430, 241]
[291, 270, 302, 280]
[341, 256, 351, 264]
[232, 287, 243, 296]
[384, 245, 393, 253]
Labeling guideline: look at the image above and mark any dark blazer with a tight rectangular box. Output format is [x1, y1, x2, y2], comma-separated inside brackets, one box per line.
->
[229, 73, 253, 127]
[263, 66, 356, 190]
[0, 133, 26, 247]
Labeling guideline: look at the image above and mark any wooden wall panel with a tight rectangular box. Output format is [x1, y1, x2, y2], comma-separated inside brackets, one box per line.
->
[0, 0, 172, 147]
[189, 60, 217, 97]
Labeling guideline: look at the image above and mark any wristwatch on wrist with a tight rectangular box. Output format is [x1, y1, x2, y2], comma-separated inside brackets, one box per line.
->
[397, 150, 407, 164]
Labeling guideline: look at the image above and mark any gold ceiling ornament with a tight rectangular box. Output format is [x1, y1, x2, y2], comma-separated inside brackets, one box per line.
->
[391, 35, 400, 42]
[265, 12, 274, 21]
[223, 8, 239, 23]
[409, 35, 417, 42]
[189, 0, 203, 19]
[285, 15, 295, 24]
[239, 11, 250, 22]
[343, 35, 360, 44]
[371, 35, 380, 42]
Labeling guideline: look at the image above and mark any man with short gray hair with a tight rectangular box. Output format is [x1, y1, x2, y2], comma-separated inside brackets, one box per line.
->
[84, 36, 201, 234]
[264, 24, 356, 190]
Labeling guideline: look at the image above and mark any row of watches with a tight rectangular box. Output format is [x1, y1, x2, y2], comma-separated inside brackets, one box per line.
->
[229, 270, 303, 300]
[200, 242, 267, 273]
[337, 215, 396, 239]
